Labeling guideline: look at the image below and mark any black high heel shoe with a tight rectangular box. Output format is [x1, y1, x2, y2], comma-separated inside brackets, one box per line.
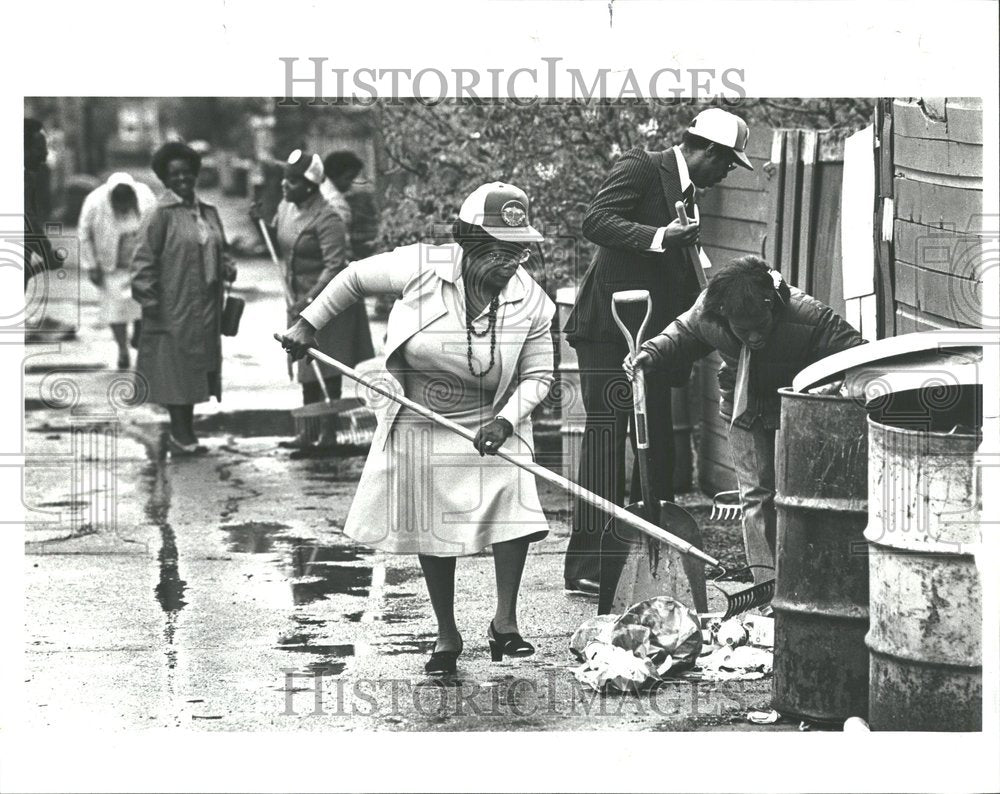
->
[487, 621, 535, 662]
[425, 640, 462, 675]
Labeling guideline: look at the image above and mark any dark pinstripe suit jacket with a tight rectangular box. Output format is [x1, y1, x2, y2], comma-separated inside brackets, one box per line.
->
[564, 147, 702, 345]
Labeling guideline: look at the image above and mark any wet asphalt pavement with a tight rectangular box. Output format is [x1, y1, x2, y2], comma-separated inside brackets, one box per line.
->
[20, 224, 777, 732]
[23, 428, 777, 731]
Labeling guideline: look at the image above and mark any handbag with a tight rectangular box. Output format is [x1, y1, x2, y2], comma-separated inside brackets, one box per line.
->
[221, 285, 245, 336]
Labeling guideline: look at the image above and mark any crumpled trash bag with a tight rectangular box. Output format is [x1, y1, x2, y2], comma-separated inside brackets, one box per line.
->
[570, 597, 703, 692]
[572, 642, 658, 693]
[569, 614, 617, 661]
[616, 596, 702, 671]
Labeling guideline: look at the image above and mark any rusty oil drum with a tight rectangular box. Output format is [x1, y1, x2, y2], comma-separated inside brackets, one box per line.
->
[772, 388, 870, 722]
[865, 413, 982, 731]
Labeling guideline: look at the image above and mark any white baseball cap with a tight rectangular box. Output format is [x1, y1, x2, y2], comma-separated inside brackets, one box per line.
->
[459, 182, 543, 242]
[285, 149, 325, 184]
[688, 108, 753, 170]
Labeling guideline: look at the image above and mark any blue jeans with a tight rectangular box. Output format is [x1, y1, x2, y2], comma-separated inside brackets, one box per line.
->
[727, 417, 776, 583]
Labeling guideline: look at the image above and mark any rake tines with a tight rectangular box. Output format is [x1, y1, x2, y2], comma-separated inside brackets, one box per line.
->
[720, 579, 775, 619]
[711, 490, 744, 522]
[712, 566, 775, 619]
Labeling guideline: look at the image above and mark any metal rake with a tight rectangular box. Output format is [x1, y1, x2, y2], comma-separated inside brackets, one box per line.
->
[711, 490, 744, 521]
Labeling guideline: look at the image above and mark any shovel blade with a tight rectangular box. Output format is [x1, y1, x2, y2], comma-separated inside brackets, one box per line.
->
[602, 500, 709, 615]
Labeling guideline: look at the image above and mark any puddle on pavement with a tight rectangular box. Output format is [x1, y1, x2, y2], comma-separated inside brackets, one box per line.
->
[377, 639, 430, 656]
[275, 638, 355, 676]
[290, 541, 373, 604]
[222, 521, 292, 553]
[384, 567, 419, 587]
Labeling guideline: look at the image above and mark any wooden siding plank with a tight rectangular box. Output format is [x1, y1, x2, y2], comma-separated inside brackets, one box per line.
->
[895, 261, 918, 306]
[701, 216, 767, 252]
[811, 162, 844, 312]
[943, 99, 983, 145]
[915, 267, 982, 326]
[894, 135, 982, 178]
[798, 130, 819, 294]
[765, 131, 786, 268]
[876, 97, 895, 338]
[699, 188, 770, 223]
[893, 177, 983, 231]
[893, 99, 949, 140]
[780, 131, 801, 283]
[894, 219, 986, 280]
[893, 263, 982, 328]
[892, 98, 982, 145]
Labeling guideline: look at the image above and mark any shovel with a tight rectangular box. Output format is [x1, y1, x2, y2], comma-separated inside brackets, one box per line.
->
[275, 334, 772, 620]
[599, 290, 708, 615]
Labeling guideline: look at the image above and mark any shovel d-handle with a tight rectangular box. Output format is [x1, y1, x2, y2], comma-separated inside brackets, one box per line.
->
[610, 289, 653, 451]
[273, 333, 722, 568]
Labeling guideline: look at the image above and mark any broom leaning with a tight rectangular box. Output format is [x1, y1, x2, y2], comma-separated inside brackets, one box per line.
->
[259, 218, 376, 449]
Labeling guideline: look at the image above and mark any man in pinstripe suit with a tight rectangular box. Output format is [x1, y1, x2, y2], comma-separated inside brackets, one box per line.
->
[562, 108, 753, 612]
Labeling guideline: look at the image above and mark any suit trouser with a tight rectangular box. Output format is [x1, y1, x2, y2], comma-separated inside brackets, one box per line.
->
[563, 340, 675, 606]
[727, 417, 776, 584]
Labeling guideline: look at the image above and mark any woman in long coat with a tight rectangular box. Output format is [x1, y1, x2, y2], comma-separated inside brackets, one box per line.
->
[280, 182, 555, 676]
[132, 141, 236, 455]
[255, 150, 374, 438]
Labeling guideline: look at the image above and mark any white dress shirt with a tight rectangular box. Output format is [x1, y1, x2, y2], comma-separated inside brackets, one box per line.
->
[649, 146, 698, 252]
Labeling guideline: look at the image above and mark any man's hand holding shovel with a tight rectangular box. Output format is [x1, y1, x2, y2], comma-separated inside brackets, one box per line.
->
[623, 349, 654, 382]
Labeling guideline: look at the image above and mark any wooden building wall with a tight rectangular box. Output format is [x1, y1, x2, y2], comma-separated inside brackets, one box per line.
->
[887, 98, 984, 332]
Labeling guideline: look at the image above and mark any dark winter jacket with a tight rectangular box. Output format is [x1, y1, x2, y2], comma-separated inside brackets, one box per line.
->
[640, 286, 865, 429]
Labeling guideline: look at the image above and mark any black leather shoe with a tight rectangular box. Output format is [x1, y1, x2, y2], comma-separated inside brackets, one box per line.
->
[424, 640, 462, 675]
[488, 621, 535, 661]
[564, 577, 600, 596]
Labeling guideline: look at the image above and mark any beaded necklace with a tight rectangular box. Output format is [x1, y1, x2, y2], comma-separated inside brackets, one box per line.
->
[466, 296, 500, 378]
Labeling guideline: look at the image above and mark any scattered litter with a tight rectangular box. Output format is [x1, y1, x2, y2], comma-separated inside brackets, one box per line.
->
[570, 597, 701, 692]
[799, 721, 811, 731]
[843, 716, 870, 732]
[747, 709, 780, 725]
[716, 617, 748, 648]
[192, 714, 223, 720]
[186, 699, 205, 703]
[570, 600, 776, 691]
[572, 642, 659, 693]
[699, 644, 772, 681]
[742, 614, 774, 648]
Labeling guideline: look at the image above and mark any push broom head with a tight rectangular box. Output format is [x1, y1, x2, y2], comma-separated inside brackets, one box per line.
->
[290, 398, 377, 446]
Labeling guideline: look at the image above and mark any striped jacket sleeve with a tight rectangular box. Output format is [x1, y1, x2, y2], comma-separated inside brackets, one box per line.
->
[581, 148, 662, 254]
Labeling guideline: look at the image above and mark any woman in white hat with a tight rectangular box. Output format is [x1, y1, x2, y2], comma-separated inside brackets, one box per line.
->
[78, 172, 156, 368]
[279, 182, 554, 675]
[254, 149, 374, 451]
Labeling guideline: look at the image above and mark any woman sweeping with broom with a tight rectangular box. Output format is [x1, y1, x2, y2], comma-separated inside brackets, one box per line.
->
[252, 149, 374, 454]
[279, 182, 555, 675]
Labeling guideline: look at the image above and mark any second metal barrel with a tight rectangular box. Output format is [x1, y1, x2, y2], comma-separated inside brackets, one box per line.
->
[772, 388, 870, 722]
[865, 389, 982, 731]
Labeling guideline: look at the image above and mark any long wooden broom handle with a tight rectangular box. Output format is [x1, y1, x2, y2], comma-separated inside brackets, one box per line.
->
[257, 218, 296, 306]
[274, 335, 722, 569]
